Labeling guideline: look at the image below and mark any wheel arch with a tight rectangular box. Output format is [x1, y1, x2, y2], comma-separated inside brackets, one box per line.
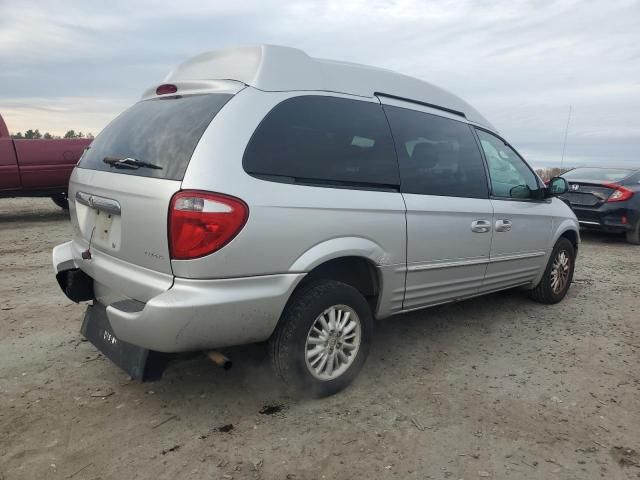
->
[287, 237, 389, 313]
[560, 228, 579, 251]
[550, 218, 580, 252]
[532, 220, 580, 287]
[299, 256, 380, 295]
[288, 236, 389, 273]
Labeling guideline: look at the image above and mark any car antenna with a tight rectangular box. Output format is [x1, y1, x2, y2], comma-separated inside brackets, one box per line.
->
[560, 104, 572, 171]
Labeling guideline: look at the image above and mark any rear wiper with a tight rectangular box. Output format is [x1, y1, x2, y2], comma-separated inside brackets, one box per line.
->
[103, 156, 162, 170]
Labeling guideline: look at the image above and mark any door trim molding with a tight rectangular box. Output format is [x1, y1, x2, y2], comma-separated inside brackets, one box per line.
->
[407, 257, 488, 272]
[406, 250, 546, 272]
[490, 251, 546, 263]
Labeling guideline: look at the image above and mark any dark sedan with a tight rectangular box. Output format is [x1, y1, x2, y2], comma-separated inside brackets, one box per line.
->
[560, 167, 640, 244]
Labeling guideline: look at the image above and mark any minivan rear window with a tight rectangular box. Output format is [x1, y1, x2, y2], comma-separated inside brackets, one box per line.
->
[243, 95, 400, 189]
[78, 94, 232, 180]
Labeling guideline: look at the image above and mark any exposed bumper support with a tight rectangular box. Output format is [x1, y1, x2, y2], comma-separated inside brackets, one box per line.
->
[53, 241, 94, 302]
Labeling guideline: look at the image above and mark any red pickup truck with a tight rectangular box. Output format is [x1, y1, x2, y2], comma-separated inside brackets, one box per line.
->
[0, 114, 92, 210]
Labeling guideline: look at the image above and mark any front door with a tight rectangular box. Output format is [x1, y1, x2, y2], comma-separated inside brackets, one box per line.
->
[381, 99, 493, 310]
[474, 129, 552, 293]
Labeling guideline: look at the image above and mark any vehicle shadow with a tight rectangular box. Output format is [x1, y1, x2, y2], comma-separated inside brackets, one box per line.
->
[124, 287, 541, 416]
[579, 229, 627, 244]
[0, 209, 69, 224]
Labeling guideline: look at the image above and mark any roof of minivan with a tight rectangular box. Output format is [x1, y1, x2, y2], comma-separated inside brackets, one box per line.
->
[164, 45, 495, 130]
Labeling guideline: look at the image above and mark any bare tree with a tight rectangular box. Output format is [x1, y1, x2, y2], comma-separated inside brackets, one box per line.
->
[535, 167, 571, 181]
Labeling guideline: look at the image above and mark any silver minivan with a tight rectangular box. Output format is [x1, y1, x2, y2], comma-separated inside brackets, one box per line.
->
[53, 45, 579, 396]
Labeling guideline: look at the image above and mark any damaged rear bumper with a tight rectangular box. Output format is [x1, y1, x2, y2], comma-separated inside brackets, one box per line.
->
[52, 241, 304, 354]
[103, 273, 303, 352]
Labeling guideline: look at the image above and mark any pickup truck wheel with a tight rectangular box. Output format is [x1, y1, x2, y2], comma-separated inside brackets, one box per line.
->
[528, 237, 575, 304]
[626, 220, 640, 245]
[269, 280, 373, 397]
[51, 193, 69, 211]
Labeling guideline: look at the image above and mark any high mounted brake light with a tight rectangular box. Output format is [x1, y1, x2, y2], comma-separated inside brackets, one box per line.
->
[156, 84, 178, 96]
[169, 191, 248, 260]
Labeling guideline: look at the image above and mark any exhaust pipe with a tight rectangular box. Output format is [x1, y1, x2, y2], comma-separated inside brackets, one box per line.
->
[207, 351, 232, 370]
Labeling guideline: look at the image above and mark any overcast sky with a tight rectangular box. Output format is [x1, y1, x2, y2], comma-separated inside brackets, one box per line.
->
[1, 0, 638, 168]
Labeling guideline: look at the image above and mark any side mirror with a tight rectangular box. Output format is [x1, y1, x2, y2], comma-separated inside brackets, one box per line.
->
[509, 184, 531, 199]
[547, 176, 569, 196]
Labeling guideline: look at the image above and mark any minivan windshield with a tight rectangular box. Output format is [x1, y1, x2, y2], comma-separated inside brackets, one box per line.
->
[78, 94, 232, 180]
[562, 167, 633, 183]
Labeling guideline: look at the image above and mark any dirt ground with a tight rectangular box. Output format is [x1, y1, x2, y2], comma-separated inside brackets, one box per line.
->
[1, 198, 639, 480]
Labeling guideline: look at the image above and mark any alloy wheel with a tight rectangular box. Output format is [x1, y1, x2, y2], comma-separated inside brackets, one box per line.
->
[304, 304, 362, 381]
[550, 249, 571, 293]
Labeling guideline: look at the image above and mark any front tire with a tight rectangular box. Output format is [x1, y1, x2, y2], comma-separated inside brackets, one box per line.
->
[528, 237, 576, 304]
[269, 280, 373, 397]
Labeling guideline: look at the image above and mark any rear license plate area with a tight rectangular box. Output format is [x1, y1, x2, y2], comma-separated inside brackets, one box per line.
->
[564, 192, 600, 206]
[89, 208, 121, 251]
[94, 209, 114, 242]
[74, 199, 122, 252]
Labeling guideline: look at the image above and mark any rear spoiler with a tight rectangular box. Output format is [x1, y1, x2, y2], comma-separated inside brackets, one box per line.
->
[140, 80, 245, 101]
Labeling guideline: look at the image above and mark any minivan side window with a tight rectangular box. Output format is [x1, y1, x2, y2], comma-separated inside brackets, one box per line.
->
[243, 96, 400, 189]
[475, 130, 541, 200]
[383, 105, 488, 199]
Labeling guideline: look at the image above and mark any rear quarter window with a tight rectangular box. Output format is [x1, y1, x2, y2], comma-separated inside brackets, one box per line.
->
[243, 95, 400, 189]
[78, 94, 232, 180]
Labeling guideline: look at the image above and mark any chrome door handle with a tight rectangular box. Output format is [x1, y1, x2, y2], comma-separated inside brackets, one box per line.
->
[471, 219, 491, 233]
[495, 219, 512, 232]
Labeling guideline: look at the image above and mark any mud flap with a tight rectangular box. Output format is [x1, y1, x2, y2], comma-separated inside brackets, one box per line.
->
[81, 302, 168, 381]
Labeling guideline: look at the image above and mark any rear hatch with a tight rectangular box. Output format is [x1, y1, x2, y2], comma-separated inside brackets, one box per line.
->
[69, 93, 233, 280]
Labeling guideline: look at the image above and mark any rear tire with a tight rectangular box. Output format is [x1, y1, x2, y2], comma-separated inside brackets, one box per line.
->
[528, 237, 575, 304]
[269, 280, 373, 398]
[626, 220, 640, 245]
[51, 192, 69, 211]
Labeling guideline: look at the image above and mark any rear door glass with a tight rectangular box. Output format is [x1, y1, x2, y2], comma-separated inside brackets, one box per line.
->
[78, 94, 232, 180]
[383, 105, 489, 198]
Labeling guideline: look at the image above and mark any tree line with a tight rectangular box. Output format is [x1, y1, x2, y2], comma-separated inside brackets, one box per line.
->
[534, 167, 571, 181]
[11, 129, 94, 140]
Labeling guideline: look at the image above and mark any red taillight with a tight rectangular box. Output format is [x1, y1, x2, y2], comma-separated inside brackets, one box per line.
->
[605, 183, 634, 203]
[169, 191, 248, 260]
[156, 84, 178, 95]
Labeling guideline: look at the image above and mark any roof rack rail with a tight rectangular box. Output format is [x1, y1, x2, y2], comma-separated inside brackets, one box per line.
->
[375, 92, 467, 119]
